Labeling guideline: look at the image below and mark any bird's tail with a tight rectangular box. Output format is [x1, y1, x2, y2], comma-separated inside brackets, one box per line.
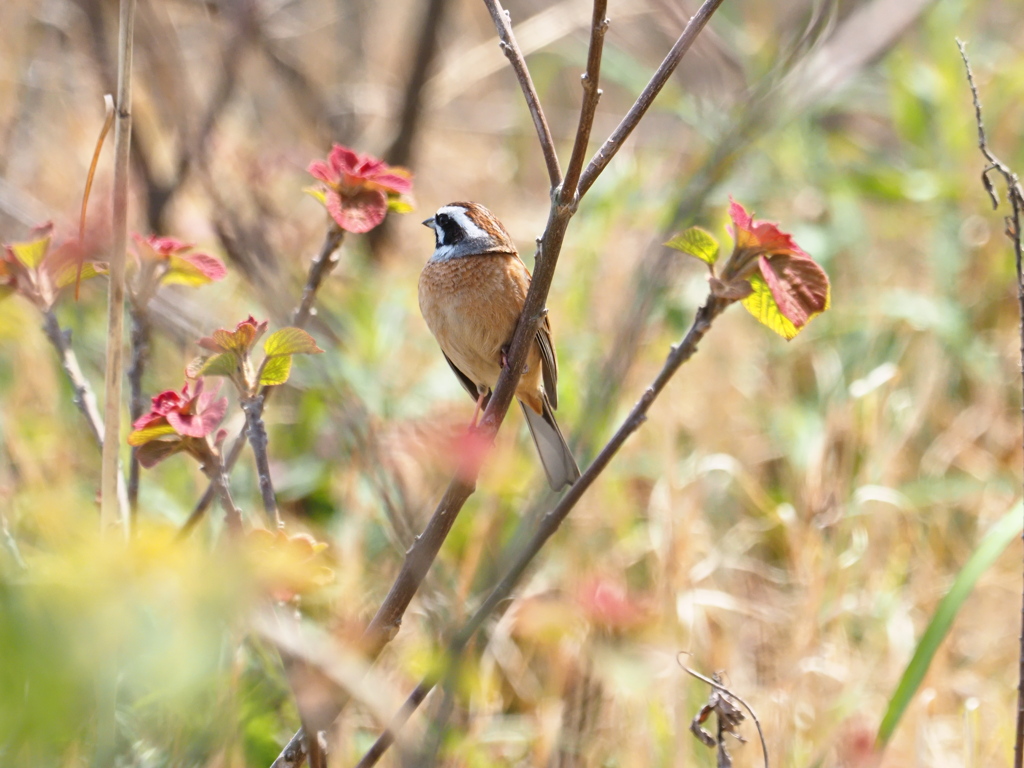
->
[519, 398, 581, 491]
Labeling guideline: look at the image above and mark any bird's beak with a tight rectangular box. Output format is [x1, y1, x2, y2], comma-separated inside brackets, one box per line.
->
[422, 217, 435, 228]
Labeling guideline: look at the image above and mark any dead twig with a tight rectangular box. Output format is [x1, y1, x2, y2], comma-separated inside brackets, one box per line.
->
[957, 38, 1024, 768]
[680, 657, 768, 768]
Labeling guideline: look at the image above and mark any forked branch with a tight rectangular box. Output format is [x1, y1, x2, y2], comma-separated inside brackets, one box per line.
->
[270, 1, 728, 764]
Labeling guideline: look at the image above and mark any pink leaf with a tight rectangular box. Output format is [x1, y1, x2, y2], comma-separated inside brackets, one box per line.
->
[326, 188, 388, 233]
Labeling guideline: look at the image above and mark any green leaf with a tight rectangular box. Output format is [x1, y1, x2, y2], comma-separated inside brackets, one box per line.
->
[11, 235, 51, 269]
[163, 253, 227, 287]
[387, 197, 414, 214]
[127, 423, 177, 447]
[54, 261, 107, 290]
[264, 328, 323, 357]
[741, 273, 799, 340]
[876, 503, 1023, 746]
[664, 227, 719, 265]
[187, 353, 239, 379]
[259, 355, 292, 386]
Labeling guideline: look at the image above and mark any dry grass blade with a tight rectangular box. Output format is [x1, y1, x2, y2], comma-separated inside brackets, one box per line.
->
[100, 0, 137, 536]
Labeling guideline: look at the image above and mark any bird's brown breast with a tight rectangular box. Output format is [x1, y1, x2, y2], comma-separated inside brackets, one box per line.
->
[419, 253, 543, 400]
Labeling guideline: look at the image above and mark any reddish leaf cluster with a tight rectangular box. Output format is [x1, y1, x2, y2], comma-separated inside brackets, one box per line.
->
[1, 224, 107, 309]
[128, 380, 228, 468]
[308, 144, 413, 233]
[188, 316, 323, 394]
[131, 233, 226, 304]
[666, 199, 830, 339]
[724, 198, 829, 331]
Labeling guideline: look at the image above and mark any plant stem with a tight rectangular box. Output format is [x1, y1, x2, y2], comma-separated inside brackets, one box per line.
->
[482, 0, 561, 188]
[293, 225, 344, 328]
[43, 309, 105, 447]
[41, 309, 129, 516]
[241, 393, 281, 529]
[206, 458, 244, 535]
[100, 0, 136, 537]
[180, 226, 345, 536]
[957, 41, 1024, 768]
[559, 0, 608, 205]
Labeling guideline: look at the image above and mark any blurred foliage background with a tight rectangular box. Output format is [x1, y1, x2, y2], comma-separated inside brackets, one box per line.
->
[1, 0, 1023, 765]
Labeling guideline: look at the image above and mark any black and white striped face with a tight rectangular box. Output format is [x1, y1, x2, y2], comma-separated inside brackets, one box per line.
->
[422, 202, 516, 262]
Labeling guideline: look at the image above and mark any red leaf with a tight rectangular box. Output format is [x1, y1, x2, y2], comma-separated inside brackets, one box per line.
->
[166, 388, 227, 438]
[757, 253, 830, 328]
[326, 188, 388, 233]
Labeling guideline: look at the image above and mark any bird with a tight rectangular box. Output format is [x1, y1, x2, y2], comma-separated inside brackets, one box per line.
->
[418, 201, 581, 491]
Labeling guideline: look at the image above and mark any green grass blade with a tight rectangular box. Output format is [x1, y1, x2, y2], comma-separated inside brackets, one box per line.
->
[877, 502, 1023, 746]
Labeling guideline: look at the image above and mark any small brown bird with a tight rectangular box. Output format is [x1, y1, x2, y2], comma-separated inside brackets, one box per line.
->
[418, 201, 581, 490]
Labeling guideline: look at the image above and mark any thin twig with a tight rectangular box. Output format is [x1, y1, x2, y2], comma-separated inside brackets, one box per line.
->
[241, 393, 281, 529]
[41, 309, 130, 515]
[43, 310, 106, 447]
[354, 293, 732, 767]
[293, 225, 345, 328]
[560, 0, 609, 204]
[678, 657, 770, 768]
[100, 0, 136, 536]
[179, 226, 345, 536]
[577, 0, 726, 198]
[481, 0, 562, 188]
[957, 39, 1024, 768]
[206, 457, 244, 534]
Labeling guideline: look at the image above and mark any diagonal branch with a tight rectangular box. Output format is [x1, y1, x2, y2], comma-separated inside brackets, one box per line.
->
[355, 291, 734, 767]
[482, 0, 562, 188]
[577, 0, 726, 199]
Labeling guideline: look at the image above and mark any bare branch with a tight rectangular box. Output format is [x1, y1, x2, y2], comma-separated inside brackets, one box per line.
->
[240, 393, 281, 529]
[353, 292, 734, 767]
[560, 0, 609, 204]
[957, 39, 1024, 768]
[578, 0, 726, 198]
[481, 0, 562, 189]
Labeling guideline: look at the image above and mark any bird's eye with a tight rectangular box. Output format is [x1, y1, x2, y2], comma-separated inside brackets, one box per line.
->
[436, 213, 450, 225]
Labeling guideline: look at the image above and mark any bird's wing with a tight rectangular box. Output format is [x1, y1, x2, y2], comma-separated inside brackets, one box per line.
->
[444, 352, 487, 405]
[536, 317, 558, 410]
